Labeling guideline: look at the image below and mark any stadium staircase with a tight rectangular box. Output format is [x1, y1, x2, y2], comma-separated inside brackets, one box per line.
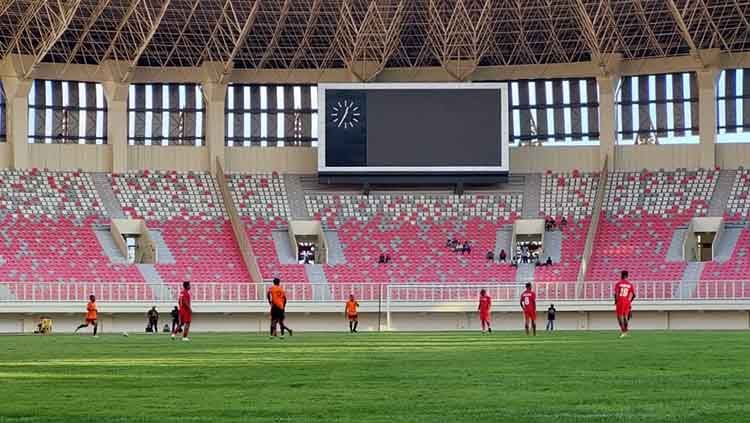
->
[707, 170, 736, 217]
[283, 174, 312, 219]
[271, 230, 298, 264]
[147, 229, 176, 264]
[137, 264, 172, 301]
[542, 230, 562, 263]
[516, 263, 536, 284]
[92, 173, 125, 219]
[0, 283, 16, 301]
[93, 229, 129, 264]
[712, 222, 745, 263]
[494, 226, 513, 259]
[522, 173, 541, 218]
[665, 228, 688, 262]
[674, 261, 704, 298]
[305, 264, 332, 301]
[323, 230, 347, 265]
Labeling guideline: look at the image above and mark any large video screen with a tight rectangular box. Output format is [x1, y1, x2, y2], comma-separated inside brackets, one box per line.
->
[318, 83, 509, 177]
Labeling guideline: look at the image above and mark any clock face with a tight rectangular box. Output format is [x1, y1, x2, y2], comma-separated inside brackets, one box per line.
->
[330, 99, 361, 129]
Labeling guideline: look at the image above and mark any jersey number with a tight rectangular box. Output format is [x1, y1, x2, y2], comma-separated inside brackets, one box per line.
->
[618, 287, 631, 297]
[523, 297, 531, 305]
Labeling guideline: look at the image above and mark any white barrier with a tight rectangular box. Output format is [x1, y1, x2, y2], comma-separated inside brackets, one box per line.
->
[0, 280, 748, 303]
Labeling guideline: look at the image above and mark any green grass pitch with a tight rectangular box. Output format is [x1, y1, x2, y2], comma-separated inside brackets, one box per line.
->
[0, 331, 749, 422]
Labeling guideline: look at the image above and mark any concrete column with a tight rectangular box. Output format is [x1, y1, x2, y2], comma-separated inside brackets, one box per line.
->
[202, 81, 227, 175]
[102, 81, 129, 173]
[1, 76, 32, 169]
[697, 68, 719, 169]
[596, 74, 619, 171]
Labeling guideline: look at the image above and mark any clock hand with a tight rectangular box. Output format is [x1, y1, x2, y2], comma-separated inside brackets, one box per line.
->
[338, 107, 349, 128]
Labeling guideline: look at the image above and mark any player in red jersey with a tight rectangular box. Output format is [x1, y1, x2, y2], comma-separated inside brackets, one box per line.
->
[172, 281, 192, 341]
[478, 289, 492, 333]
[520, 283, 537, 336]
[614, 270, 636, 338]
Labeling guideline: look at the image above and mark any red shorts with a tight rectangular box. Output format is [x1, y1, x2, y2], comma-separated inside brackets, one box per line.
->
[85, 318, 96, 325]
[348, 314, 358, 321]
[179, 311, 192, 324]
[524, 309, 537, 321]
[616, 302, 631, 317]
[479, 312, 490, 322]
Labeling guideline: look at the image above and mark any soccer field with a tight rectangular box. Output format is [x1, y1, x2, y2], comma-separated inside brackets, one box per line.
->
[0, 331, 748, 422]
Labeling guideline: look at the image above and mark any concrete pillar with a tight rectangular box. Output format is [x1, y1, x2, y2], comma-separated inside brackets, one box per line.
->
[1, 76, 32, 169]
[202, 81, 227, 175]
[596, 74, 619, 171]
[697, 68, 719, 169]
[102, 81, 130, 173]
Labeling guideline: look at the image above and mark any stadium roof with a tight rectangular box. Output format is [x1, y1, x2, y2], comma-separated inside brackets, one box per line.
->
[1, 0, 750, 79]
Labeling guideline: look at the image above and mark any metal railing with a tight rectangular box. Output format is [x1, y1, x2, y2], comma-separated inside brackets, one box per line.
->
[0, 280, 748, 303]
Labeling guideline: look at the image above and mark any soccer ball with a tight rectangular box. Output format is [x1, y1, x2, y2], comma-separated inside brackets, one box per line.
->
[122, 331, 129, 337]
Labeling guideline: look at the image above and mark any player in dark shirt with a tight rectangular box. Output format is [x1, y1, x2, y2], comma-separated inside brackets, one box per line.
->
[546, 304, 556, 331]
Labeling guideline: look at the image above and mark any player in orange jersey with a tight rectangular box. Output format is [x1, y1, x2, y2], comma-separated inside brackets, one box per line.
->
[74, 295, 99, 337]
[267, 278, 293, 338]
[345, 294, 359, 333]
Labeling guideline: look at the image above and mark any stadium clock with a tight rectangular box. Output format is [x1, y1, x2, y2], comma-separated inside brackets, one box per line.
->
[329, 99, 361, 129]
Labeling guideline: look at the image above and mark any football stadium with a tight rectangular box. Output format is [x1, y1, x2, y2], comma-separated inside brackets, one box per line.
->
[0, 0, 750, 421]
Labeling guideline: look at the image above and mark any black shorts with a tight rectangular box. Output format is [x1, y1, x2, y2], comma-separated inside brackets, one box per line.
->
[271, 306, 285, 320]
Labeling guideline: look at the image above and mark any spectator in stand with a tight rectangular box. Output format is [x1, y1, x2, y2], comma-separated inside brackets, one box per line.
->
[378, 254, 386, 264]
[486, 251, 494, 261]
[511, 256, 518, 267]
[546, 304, 556, 331]
[498, 249, 507, 263]
[385, 254, 391, 264]
[462, 242, 471, 255]
[446, 238, 452, 248]
[560, 217, 568, 227]
[546, 256, 553, 266]
[521, 250, 529, 264]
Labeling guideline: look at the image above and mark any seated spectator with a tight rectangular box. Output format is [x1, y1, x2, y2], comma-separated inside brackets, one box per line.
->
[534, 255, 542, 267]
[486, 251, 494, 261]
[498, 249, 507, 263]
[462, 242, 471, 255]
[385, 254, 391, 264]
[446, 238, 452, 248]
[378, 254, 386, 264]
[546, 256, 553, 266]
[560, 217, 567, 227]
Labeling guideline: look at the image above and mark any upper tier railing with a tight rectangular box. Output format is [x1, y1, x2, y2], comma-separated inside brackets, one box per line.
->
[0, 280, 748, 303]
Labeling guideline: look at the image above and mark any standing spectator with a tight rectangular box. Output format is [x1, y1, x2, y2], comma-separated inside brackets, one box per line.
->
[170, 306, 180, 334]
[498, 249, 507, 263]
[146, 306, 159, 334]
[546, 304, 556, 331]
